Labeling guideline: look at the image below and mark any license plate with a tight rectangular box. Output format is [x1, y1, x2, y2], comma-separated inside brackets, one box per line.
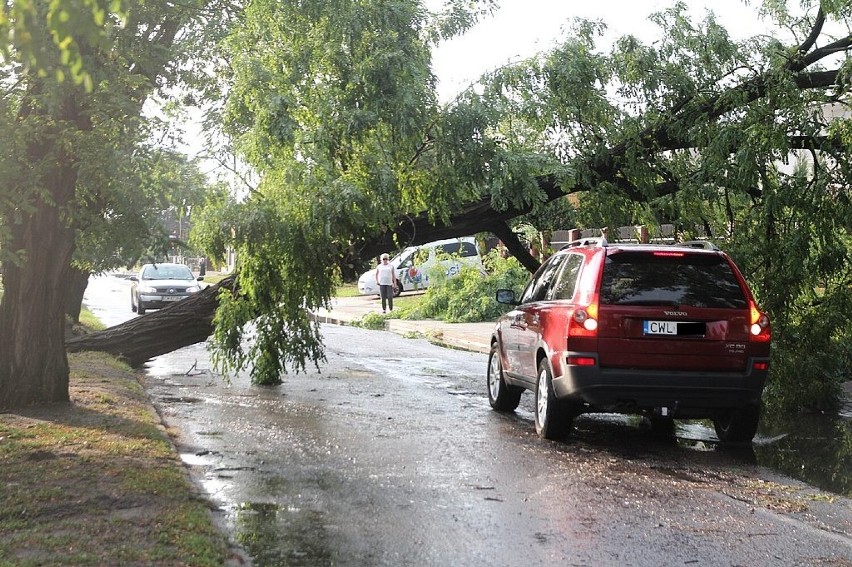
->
[162, 296, 181, 302]
[644, 320, 678, 335]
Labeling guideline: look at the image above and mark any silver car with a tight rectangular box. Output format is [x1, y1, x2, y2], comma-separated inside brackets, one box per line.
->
[130, 263, 203, 315]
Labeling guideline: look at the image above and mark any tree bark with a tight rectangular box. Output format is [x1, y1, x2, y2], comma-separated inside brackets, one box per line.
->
[65, 275, 236, 367]
[0, 118, 79, 409]
[64, 267, 91, 323]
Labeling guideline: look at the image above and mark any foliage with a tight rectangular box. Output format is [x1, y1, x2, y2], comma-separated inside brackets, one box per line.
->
[353, 312, 388, 330]
[402, 249, 529, 322]
[0, 0, 128, 89]
[209, 0, 508, 384]
[207, 0, 852, 410]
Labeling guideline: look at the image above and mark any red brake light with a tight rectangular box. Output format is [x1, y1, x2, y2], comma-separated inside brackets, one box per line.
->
[753, 361, 769, 371]
[653, 251, 684, 257]
[749, 301, 771, 342]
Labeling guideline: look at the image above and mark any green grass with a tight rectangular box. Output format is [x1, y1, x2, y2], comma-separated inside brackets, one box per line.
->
[201, 273, 230, 285]
[388, 293, 422, 313]
[335, 283, 361, 297]
[78, 306, 105, 331]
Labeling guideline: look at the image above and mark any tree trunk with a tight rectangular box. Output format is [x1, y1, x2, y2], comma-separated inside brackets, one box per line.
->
[65, 275, 236, 367]
[0, 174, 78, 410]
[64, 267, 91, 323]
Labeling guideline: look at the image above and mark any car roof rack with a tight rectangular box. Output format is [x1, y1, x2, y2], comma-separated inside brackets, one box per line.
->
[678, 240, 720, 251]
[563, 236, 608, 249]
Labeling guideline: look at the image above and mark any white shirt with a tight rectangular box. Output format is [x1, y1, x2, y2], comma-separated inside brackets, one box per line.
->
[376, 262, 396, 285]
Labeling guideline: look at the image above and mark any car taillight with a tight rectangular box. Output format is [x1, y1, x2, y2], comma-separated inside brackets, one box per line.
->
[749, 301, 771, 342]
[567, 355, 596, 366]
[569, 297, 599, 337]
[753, 361, 769, 371]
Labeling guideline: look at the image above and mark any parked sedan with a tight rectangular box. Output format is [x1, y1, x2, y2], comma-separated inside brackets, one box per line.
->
[130, 263, 203, 315]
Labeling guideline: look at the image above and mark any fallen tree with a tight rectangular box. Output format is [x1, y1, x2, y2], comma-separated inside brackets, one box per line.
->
[65, 276, 236, 367]
[62, 181, 557, 367]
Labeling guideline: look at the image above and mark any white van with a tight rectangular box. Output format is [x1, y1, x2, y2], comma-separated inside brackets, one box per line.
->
[357, 237, 483, 296]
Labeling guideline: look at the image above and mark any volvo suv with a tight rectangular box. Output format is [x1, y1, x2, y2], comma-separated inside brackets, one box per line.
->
[487, 238, 771, 443]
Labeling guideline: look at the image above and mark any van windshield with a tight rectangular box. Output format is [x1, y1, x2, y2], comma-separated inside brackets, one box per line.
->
[390, 247, 417, 267]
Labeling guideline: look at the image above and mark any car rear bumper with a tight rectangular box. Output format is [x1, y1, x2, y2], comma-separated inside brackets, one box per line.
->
[552, 352, 768, 416]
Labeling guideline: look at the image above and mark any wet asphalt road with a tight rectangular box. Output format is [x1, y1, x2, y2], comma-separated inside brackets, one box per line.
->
[83, 276, 852, 566]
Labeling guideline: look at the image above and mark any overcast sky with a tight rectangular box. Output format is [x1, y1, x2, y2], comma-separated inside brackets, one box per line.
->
[429, 0, 767, 101]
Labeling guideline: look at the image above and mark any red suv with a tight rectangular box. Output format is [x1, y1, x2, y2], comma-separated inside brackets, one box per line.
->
[488, 238, 771, 443]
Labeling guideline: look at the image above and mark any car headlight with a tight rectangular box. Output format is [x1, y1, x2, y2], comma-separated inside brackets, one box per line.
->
[138, 285, 157, 293]
[186, 285, 201, 293]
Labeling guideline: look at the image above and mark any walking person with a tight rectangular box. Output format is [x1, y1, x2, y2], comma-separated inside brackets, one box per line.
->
[375, 253, 399, 313]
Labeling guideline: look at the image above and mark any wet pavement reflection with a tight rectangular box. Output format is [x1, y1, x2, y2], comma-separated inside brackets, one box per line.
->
[753, 411, 852, 498]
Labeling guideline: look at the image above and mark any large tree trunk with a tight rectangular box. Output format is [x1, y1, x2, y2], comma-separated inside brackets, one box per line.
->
[65, 275, 236, 367]
[0, 161, 78, 410]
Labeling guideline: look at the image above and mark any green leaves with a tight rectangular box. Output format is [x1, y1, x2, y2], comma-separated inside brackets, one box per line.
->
[1, 0, 127, 88]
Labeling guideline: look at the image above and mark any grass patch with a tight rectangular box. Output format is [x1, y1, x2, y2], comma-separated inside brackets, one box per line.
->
[201, 273, 230, 285]
[78, 306, 105, 331]
[387, 292, 422, 313]
[0, 351, 231, 566]
[335, 283, 361, 297]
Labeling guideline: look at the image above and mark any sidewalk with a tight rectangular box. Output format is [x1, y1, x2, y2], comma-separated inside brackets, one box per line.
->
[311, 294, 493, 354]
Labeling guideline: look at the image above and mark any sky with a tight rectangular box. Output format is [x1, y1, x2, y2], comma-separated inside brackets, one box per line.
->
[428, 0, 767, 102]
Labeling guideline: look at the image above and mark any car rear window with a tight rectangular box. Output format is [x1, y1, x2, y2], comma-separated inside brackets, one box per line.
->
[599, 251, 747, 309]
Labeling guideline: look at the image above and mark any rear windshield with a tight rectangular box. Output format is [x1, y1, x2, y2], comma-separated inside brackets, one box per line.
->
[600, 252, 747, 309]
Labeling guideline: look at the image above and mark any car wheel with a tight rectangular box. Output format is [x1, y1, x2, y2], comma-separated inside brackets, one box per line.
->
[487, 343, 522, 412]
[131, 292, 137, 313]
[393, 285, 402, 297]
[136, 295, 146, 315]
[713, 403, 760, 444]
[534, 359, 573, 440]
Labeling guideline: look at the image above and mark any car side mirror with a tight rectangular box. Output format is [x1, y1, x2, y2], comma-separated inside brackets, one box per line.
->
[197, 276, 204, 281]
[129, 276, 138, 282]
[495, 289, 518, 305]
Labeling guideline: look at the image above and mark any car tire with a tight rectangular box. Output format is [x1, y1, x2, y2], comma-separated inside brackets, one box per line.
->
[713, 403, 760, 444]
[534, 359, 573, 440]
[393, 285, 402, 297]
[131, 293, 137, 313]
[137, 296, 146, 315]
[487, 343, 522, 412]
